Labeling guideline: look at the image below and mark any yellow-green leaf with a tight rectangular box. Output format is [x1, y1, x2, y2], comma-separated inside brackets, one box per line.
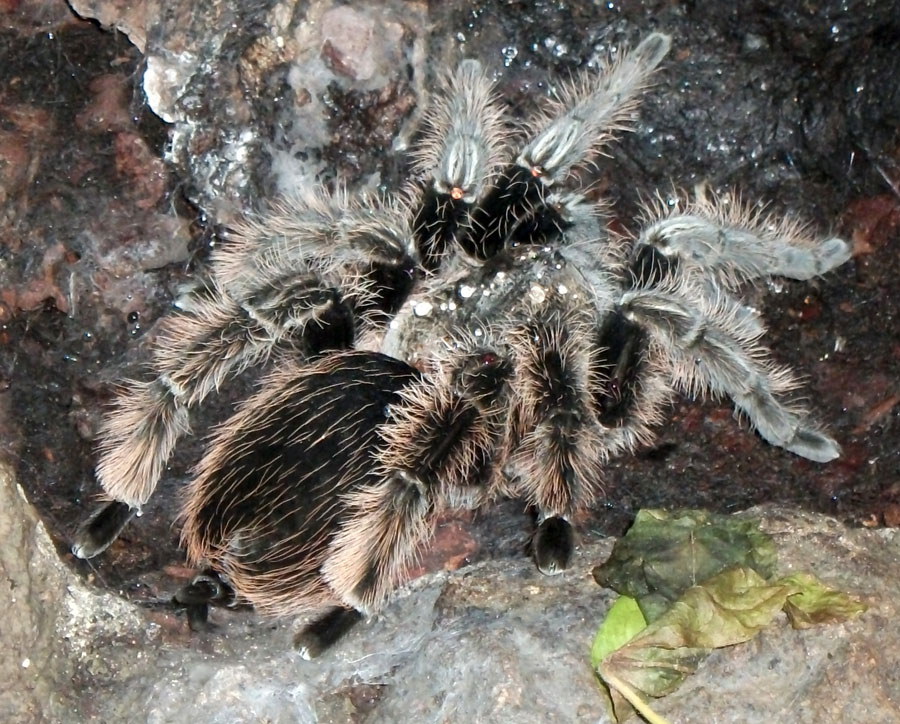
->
[591, 595, 647, 669]
[591, 511, 868, 720]
[778, 572, 868, 628]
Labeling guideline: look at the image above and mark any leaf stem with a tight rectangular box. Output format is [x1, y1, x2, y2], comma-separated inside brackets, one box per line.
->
[599, 665, 672, 724]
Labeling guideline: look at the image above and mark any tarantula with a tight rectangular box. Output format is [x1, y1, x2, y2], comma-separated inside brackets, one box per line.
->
[72, 33, 851, 658]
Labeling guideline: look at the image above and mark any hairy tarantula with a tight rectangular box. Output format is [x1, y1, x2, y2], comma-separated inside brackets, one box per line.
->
[72, 33, 851, 658]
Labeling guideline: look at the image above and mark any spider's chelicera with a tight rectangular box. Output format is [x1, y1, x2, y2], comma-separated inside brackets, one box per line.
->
[73, 33, 851, 659]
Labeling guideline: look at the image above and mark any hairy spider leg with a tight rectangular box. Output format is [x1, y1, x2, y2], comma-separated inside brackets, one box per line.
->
[410, 59, 508, 269]
[621, 194, 849, 462]
[620, 270, 841, 462]
[70, 500, 134, 560]
[72, 280, 353, 558]
[507, 312, 608, 574]
[634, 191, 852, 287]
[588, 307, 671, 458]
[215, 186, 418, 317]
[73, 192, 418, 558]
[461, 32, 672, 259]
[322, 343, 512, 612]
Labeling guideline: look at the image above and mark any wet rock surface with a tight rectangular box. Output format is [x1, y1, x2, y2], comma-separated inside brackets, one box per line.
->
[0, 0, 899, 721]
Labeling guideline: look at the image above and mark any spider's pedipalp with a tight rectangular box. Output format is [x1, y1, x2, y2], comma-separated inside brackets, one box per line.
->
[411, 60, 508, 268]
[517, 32, 672, 185]
[637, 191, 852, 286]
[459, 34, 670, 261]
[412, 60, 507, 203]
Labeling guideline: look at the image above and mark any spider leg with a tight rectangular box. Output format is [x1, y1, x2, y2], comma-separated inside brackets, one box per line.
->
[462, 32, 671, 257]
[620, 277, 841, 462]
[322, 342, 512, 611]
[74, 295, 321, 558]
[80, 279, 351, 517]
[214, 186, 418, 312]
[75, 191, 419, 557]
[410, 59, 507, 268]
[294, 607, 364, 660]
[506, 302, 671, 575]
[507, 312, 607, 574]
[634, 191, 851, 286]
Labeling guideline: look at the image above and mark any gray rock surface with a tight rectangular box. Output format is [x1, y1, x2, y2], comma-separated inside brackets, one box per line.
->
[2, 460, 899, 722]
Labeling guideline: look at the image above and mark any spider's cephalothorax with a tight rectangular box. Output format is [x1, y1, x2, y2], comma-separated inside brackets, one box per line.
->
[72, 33, 852, 658]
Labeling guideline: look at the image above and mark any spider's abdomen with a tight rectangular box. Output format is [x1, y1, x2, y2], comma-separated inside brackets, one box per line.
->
[180, 352, 420, 617]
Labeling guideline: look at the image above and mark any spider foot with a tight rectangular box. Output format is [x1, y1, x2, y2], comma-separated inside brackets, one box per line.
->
[533, 516, 574, 575]
[175, 569, 234, 605]
[184, 602, 214, 632]
[174, 569, 234, 631]
[71, 501, 136, 559]
[781, 426, 841, 463]
[294, 607, 363, 660]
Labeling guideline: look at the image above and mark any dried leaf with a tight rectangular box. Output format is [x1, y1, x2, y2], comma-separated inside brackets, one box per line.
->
[594, 565, 866, 721]
[780, 572, 868, 628]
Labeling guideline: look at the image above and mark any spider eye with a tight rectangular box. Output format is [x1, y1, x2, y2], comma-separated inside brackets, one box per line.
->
[530, 165, 543, 178]
[450, 186, 465, 200]
[480, 352, 499, 366]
